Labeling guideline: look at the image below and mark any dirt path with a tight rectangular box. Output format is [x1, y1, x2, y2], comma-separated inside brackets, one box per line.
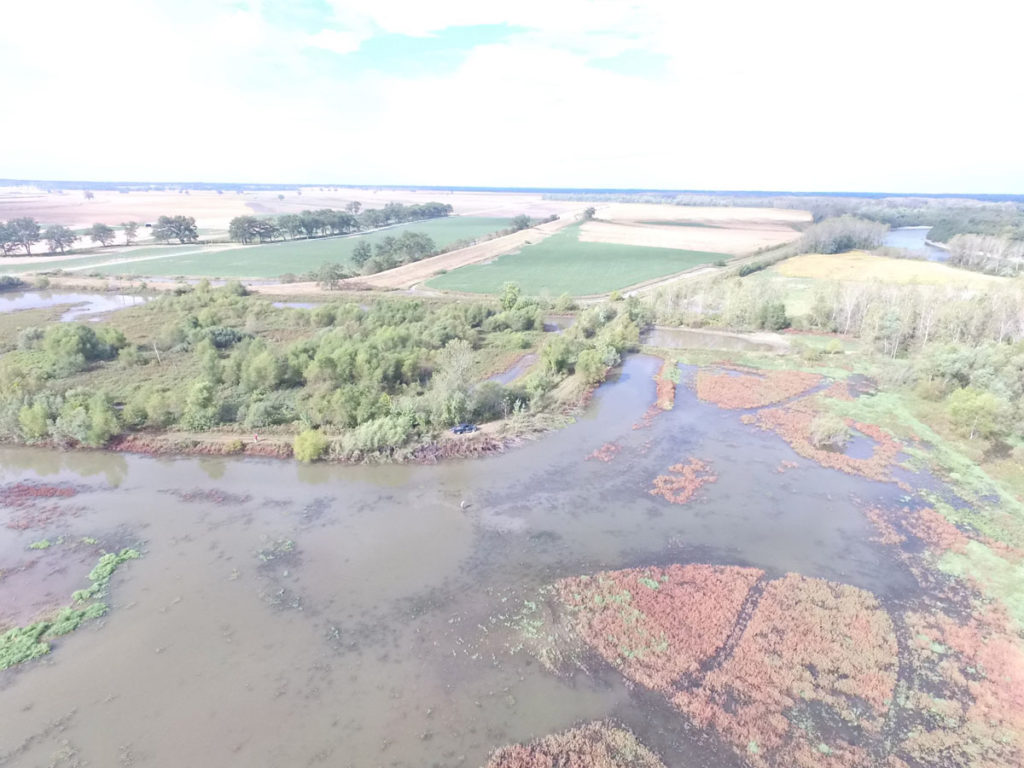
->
[357, 212, 586, 290]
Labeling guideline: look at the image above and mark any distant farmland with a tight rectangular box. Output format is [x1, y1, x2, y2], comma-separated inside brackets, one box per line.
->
[427, 224, 726, 295]
[20, 217, 512, 279]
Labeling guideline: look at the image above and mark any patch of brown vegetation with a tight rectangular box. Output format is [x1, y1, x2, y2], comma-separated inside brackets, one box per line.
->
[587, 443, 621, 463]
[744, 404, 901, 483]
[654, 360, 676, 411]
[649, 459, 717, 505]
[696, 368, 822, 409]
[484, 722, 666, 768]
[1, 481, 85, 530]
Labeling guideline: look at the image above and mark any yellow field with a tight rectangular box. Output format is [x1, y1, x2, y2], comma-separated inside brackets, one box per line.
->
[773, 251, 1006, 287]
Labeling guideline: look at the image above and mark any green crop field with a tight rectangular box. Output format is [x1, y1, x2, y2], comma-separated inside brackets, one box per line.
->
[427, 225, 726, 296]
[1, 218, 511, 279]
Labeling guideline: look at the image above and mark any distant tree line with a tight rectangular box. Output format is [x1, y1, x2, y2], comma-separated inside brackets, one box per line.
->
[0, 216, 184, 255]
[946, 234, 1024, 276]
[227, 202, 453, 245]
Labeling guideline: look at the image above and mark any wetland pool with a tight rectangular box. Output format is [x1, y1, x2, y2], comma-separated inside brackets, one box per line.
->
[0, 355, 928, 767]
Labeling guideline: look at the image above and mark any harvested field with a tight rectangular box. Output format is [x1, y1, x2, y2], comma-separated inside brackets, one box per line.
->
[428, 224, 725, 296]
[772, 250, 1006, 287]
[578, 204, 807, 255]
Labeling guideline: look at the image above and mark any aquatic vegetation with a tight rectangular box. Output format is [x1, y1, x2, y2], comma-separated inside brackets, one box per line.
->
[676, 573, 897, 767]
[256, 538, 296, 564]
[695, 367, 822, 409]
[28, 539, 52, 550]
[1, 480, 83, 530]
[1, 548, 141, 671]
[654, 359, 678, 411]
[587, 442, 621, 462]
[163, 487, 253, 505]
[484, 721, 666, 768]
[517, 563, 1024, 768]
[744, 405, 901, 483]
[649, 458, 717, 505]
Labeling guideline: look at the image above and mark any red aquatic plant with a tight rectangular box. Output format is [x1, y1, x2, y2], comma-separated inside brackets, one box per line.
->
[747, 406, 901, 483]
[654, 360, 676, 411]
[776, 460, 800, 473]
[649, 458, 717, 505]
[695, 368, 822, 409]
[1, 481, 83, 530]
[164, 488, 253, 506]
[587, 443, 621, 463]
[485, 722, 666, 768]
[555, 564, 761, 692]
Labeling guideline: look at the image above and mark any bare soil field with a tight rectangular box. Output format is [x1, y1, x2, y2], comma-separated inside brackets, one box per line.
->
[357, 214, 581, 290]
[0, 186, 250, 230]
[579, 203, 809, 255]
[0, 185, 578, 231]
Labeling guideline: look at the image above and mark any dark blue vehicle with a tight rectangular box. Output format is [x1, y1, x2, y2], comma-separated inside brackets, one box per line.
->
[451, 423, 478, 434]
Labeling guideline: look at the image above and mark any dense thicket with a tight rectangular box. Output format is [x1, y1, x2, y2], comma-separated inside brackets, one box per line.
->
[797, 216, 888, 254]
[946, 234, 1024, 276]
[0, 283, 637, 458]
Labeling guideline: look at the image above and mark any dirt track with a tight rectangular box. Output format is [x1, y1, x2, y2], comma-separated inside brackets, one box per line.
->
[355, 213, 584, 290]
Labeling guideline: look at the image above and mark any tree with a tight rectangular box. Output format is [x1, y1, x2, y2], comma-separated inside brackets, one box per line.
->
[7, 217, 41, 255]
[88, 223, 116, 247]
[294, 429, 329, 462]
[346, 201, 361, 215]
[44, 225, 77, 254]
[582, 207, 597, 221]
[0, 223, 15, 255]
[947, 387, 1011, 440]
[151, 215, 198, 243]
[500, 281, 521, 311]
[315, 262, 348, 290]
[510, 214, 532, 232]
[83, 190, 94, 200]
[352, 241, 372, 267]
[121, 221, 140, 246]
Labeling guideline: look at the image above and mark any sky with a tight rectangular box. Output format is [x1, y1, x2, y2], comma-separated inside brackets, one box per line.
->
[2, 0, 1022, 193]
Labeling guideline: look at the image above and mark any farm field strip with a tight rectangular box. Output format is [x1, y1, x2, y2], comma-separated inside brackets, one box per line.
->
[772, 250, 1007, 286]
[357, 214, 580, 290]
[426, 223, 727, 296]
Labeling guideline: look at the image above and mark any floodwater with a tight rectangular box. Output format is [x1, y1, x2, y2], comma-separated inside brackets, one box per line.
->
[0, 290, 148, 321]
[0, 355, 917, 767]
[883, 227, 949, 261]
[488, 354, 537, 385]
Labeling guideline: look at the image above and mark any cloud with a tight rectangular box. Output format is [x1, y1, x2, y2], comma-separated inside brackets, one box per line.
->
[1, 0, 1022, 191]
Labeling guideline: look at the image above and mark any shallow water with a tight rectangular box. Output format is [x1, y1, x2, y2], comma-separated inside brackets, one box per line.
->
[883, 227, 949, 261]
[0, 355, 918, 767]
[643, 326, 780, 352]
[0, 290, 148, 321]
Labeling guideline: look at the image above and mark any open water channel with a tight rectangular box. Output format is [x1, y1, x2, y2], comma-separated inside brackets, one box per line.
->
[0, 355, 917, 767]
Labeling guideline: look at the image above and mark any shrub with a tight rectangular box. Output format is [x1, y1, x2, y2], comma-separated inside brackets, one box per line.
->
[293, 428, 328, 462]
[0, 275, 24, 292]
[17, 326, 44, 351]
[756, 301, 790, 331]
[809, 414, 851, 450]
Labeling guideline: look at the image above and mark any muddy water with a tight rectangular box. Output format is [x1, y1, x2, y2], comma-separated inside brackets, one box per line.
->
[0, 290, 148, 321]
[0, 355, 914, 767]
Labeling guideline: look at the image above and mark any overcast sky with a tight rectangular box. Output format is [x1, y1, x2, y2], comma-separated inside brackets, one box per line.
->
[3, 0, 1022, 192]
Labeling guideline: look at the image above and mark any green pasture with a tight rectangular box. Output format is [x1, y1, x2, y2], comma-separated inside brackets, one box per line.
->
[427, 224, 726, 296]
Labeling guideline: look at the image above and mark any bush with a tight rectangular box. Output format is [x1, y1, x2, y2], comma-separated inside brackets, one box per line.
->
[757, 301, 790, 331]
[17, 327, 44, 351]
[809, 414, 851, 450]
[0, 275, 24, 292]
[293, 428, 328, 462]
